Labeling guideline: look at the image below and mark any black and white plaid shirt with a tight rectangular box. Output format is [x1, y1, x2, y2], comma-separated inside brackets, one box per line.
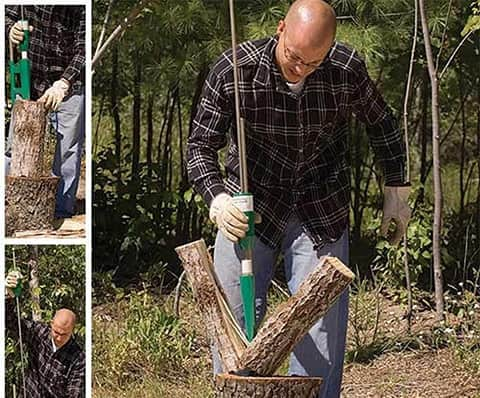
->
[7, 302, 85, 398]
[187, 36, 406, 249]
[5, 5, 85, 99]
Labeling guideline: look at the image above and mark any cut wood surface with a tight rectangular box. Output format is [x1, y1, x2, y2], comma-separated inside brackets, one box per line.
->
[239, 256, 355, 376]
[12, 215, 86, 239]
[215, 374, 322, 398]
[175, 240, 247, 373]
[10, 100, 47, 177]
[6, 176, 60, 236]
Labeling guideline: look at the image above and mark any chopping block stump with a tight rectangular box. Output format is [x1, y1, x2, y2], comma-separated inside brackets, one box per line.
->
[5, 100, 60, 236]
[216, 374, 322, 398]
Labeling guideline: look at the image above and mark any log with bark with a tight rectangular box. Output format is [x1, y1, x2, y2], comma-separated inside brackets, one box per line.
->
[238, 256, 354, 375]
[215, 374, 322, 398]
[175, 240, 247, 373]
[176, 239, 355, 381]
[6, 176, 60, 236]
[6, 100, 60, 236]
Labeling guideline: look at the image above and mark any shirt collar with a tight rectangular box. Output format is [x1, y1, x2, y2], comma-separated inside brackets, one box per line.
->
[253, 35, 335, 89]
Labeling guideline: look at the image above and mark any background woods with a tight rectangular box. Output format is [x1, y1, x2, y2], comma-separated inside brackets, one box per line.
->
[93, 0, 479, 291]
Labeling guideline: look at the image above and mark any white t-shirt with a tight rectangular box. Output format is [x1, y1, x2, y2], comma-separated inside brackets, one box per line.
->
[286, 79, 305, 95]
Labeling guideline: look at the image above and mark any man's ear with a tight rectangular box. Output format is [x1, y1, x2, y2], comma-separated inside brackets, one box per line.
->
[276, 19, 285, 35]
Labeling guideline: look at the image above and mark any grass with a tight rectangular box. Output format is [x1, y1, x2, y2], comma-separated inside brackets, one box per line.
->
[93, 278, 480, 397]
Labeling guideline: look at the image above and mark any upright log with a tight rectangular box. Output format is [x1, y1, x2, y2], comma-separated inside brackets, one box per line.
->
[6, 100, 60, 235]
[10, 100, 48, 177]
[215, 374, 322, 398]
[239, 256, 354, 375]
[175, 240, 247, 372]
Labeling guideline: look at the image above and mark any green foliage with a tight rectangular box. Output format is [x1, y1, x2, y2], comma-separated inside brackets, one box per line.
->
[462, 0, 480, 35]
[93, 290, 195, 389]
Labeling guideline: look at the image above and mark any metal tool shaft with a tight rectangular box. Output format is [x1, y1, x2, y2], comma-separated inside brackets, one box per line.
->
[228, 0, 248, 193]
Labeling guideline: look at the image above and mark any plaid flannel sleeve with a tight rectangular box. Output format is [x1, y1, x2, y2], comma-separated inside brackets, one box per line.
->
[351, 59, 407, 185]
[67, 354, 86, 398]
[187, 68, 232, 206]
[5, 6, 19, 40]
[61, 6, 85, 85]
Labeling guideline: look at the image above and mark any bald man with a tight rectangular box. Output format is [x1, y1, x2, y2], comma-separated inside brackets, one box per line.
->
[5, 271, 85, 398]
[187, 0, 410, 396]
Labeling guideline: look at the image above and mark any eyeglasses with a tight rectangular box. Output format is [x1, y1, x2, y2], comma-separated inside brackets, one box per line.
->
[282, 34, 324, 70]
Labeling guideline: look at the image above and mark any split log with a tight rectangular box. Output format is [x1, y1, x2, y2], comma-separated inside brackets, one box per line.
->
[6, 176, 60, 236]
[239, 256, 354, 375]
[10, 100, 47, 177]
[215, 374, 322, 398]
[175, 240, 247, 372]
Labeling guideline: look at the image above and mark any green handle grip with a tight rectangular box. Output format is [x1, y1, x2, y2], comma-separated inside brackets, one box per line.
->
[232, 193, 255, 251]
[13, 279, 22, 298]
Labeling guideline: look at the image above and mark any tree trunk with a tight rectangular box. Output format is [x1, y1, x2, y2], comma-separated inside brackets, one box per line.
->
[238, 256, 354, 375]
[419, 0, 445, 321]
[132, 49, 142, 178]
[146, 94, 154, 179]
[10, 100, 47, 177]
[459, 71, 467, 216]
[29, 246, 41, 321]
[215, 374, 322, 398]
[175, 240, 246, 373]
[111, 45, 122, 195]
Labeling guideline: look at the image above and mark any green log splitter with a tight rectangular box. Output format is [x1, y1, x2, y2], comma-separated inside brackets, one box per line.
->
[9, 7, 31, 104]
[228, 0, 256, 342]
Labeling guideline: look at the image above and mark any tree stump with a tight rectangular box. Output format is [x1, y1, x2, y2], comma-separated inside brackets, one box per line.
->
[239, 256, 355, 375]
[215, 374, 322, 398]
[6, 100, 60, 235]
[6, 176, 59, 236]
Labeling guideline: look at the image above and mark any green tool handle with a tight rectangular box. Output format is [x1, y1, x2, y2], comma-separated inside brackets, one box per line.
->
[19, 20, 30, 53]
[232, 193, 255, 251]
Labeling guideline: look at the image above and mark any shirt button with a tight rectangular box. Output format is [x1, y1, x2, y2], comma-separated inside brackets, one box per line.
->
[299, 149, 303, 153]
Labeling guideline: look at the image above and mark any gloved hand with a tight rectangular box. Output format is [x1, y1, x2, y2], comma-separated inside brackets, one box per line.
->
[380, 185, 411, 245]
[5, 270, 23, 298]
[38, 79, 70, 111]
[9, 21, 33, 45]
[210, 193, 249, 242]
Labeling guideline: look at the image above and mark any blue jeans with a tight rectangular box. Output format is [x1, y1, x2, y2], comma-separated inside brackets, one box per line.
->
[213, 215, 349, 398]
[6, 92, 85, 218]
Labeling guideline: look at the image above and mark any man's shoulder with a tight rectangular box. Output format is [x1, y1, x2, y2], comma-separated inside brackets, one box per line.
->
[327, 42, 366, 75]
[210, 37, 273, 79]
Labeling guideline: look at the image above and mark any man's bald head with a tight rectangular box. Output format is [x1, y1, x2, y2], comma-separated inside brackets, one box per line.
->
[275, 0, 337, 82]
[51, 308, 76, 349]
[284, 0, 336, 48]
[53, 308, 77, 328]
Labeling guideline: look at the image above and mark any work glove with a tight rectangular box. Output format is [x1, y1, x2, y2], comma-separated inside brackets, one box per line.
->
[210, 193, 250, 242]
[380, 185, 412, 245]
[38, 79, 70, 111]
[5, 270, 23, 298]
[9, 21, 33, 45]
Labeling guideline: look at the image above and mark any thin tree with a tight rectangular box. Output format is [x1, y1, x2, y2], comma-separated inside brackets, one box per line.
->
[419, 0, 445, 321]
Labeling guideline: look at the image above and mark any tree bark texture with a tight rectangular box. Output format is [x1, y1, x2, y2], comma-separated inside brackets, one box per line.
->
[215, 374, 322, 398]
[6, 176, 60, 236]
[10, 100, 47, 177]
[175, 240, 247, 373]
[239, 256, 354, 376]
